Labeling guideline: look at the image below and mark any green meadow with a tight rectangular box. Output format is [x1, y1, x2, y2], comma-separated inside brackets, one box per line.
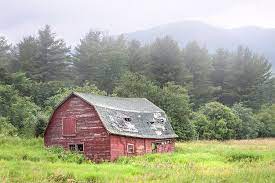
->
[0, 137, 274, 183]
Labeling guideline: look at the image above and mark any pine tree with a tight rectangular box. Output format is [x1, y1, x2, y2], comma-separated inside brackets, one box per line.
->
[74, 31, 128, 93]
[183, 41, 218, 107]
[147, 36, 191, 86]
[223, 47, 272, 107]
[17, 25, 70, 82]
[0, 36, 11, 69]
[127, 40, 149, 74]
[17, 36, 39, 76]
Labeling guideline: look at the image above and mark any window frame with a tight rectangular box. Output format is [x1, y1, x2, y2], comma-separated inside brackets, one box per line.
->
[127, 143, 134, 154]
[62, 117, 76, 137]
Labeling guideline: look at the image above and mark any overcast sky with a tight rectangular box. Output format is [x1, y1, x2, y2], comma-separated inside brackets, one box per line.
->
[1, 0, 275, 45]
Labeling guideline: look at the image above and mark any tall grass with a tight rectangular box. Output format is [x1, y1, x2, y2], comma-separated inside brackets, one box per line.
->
[0, 137, 274, 182]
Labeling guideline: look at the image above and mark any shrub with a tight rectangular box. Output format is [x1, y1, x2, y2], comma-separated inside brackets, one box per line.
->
[192, 102, 241, 140]
[256, 104, 275, 137]
[0, 84, 40, 137]
[232, 103, 260, 139]
[0, 117, 17, 136]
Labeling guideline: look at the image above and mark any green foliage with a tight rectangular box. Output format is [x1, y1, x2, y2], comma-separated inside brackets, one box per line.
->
[232, 103, 260, 139]
[45, 82, 106, 109]
[0, 36, 12, 70]
[127, 40, 149, 74]
[8, 97, 40, 137]
[147, 36, 191, 86]
[226, 151, 262, 162]
[114, 72, 194, 140]
[183, 41, 218, 107]
[113, 71, 160, 100]
[192, 102, 240, 140]
[256, 105, 275, 137]
[159, 82, 195, 140]
[15, 25, 71, 82]
[0, 117, 17, 136]
[74, 31, 128, 93]
[0, 84, 40, 137]
[34, 113, 48, 137]
[213, 47, 272, 108]
[47, 147, 87, 164]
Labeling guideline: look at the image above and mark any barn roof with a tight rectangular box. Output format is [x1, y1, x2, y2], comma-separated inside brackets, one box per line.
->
[73, 92, 178, 139]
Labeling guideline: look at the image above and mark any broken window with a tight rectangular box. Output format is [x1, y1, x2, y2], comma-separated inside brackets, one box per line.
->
[127, 144, 134, 153]
[69, 144, 84, 152]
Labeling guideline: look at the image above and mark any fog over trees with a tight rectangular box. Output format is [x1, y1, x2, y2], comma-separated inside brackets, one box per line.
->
[0, 25, 274, 139]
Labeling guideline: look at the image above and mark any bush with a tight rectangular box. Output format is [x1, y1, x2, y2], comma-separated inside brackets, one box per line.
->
[0, 117, 17, 136]
[256, 104, 275, 137]
[232, 103, 260, 139]
[192, 102, 240, 140]
[35, 113, 48, 137]
[0, 84, 40, 137]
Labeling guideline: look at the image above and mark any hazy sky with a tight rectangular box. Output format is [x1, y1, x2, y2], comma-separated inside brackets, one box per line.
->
[1, 0, 275, 45]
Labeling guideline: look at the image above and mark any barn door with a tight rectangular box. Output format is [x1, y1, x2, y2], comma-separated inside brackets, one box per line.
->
[62, 117, 76, 136]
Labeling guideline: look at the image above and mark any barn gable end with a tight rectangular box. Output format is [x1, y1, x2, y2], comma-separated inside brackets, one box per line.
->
[44, 95, 111, 161]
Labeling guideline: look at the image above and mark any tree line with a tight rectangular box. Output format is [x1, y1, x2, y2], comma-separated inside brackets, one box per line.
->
[0, 25, 274, 139]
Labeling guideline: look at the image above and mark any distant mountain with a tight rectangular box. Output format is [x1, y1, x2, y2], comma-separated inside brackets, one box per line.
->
[125, 21, 275, 71]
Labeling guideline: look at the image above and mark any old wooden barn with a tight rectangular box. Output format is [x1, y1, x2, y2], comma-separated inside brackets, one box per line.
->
[44, 92, 177, 162]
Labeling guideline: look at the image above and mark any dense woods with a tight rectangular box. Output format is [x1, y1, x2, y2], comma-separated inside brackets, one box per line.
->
[0, 25, 274, 140]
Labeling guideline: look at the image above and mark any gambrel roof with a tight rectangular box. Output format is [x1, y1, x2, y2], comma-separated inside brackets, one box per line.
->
[62, 92, 177, 139]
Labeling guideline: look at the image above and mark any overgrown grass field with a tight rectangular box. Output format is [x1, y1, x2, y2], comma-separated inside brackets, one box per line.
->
[0, 137, 274, 182]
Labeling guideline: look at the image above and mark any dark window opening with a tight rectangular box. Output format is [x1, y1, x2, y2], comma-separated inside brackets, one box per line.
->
[124, 118, 131, 122]
[127, 144, 134, 153]
[152, 143, 157, 153]
[77, 144, 84, 152]
[69, 144, 76, 151]
[69, 144, 84, 152]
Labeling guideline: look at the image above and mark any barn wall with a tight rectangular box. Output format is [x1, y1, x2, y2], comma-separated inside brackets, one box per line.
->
[110, 135, 175, 161]
[44, 95, 111, 162]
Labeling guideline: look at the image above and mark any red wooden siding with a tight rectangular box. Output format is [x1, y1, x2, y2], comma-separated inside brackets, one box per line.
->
[62, 117, 76, 136]
[110, 135, 175, 161]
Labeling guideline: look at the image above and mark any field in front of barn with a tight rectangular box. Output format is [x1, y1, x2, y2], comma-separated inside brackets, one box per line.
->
[0, 137, 274, 183]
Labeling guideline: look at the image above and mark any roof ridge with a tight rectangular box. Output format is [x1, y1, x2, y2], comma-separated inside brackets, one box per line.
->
[74, 92, 146, 100]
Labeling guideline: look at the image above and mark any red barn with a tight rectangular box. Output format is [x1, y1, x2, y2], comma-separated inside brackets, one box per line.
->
[44, 92, 177, 162]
